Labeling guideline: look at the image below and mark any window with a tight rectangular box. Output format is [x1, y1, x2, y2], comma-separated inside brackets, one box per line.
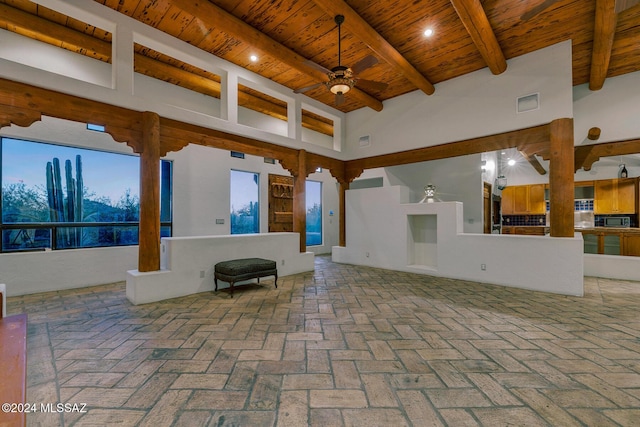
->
[230, 170, 259, 234]
[1, 137, 172, 252]
[306, 180, 322, 246]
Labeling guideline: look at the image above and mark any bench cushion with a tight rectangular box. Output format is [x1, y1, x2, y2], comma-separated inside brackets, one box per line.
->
[215, 258, 277, 276]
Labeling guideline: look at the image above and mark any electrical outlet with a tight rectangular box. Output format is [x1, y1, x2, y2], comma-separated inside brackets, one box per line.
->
[281, 259, 285, 265]
[366, 252, 370, 258]
[200, 270, 205, 278]
[481, 264, 486, 271]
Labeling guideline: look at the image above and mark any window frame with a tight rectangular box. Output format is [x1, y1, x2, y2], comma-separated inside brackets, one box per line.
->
[230, 169, 260, 235]
[0, 136, 172, 252]
[305, 179, 323, 246]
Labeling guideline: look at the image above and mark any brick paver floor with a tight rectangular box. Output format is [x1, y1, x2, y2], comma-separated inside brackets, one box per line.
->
[7, 255, 640, 426]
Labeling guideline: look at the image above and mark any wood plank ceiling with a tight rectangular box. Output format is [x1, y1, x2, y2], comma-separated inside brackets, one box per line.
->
[1, 0, 640, 125]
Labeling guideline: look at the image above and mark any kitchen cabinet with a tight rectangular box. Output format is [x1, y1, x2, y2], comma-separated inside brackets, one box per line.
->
[594, 178, 637, 214]
[502, 226, 548, 236]
[624, 234, 640, 256]
[580, 228, 640, 256]
[502, 184, 545, 215]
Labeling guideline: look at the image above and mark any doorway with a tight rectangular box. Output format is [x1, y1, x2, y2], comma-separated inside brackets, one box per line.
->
[483, 182, 492, 234]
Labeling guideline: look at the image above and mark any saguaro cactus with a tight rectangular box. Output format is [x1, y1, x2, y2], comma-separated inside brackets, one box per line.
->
[45, 156, 84, 247]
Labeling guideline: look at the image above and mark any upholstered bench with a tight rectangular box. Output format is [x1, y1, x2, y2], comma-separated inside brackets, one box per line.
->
[214, 258, 278, 297]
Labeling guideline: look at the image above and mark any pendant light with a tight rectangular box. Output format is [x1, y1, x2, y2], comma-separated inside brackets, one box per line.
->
[619, 164, 628, 178]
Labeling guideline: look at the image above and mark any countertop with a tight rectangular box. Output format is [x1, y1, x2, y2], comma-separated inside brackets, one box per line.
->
[578, 227, 640, 234]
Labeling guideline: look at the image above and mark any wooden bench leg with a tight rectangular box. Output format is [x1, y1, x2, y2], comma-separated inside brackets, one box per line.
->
[214, 277, 236, 298]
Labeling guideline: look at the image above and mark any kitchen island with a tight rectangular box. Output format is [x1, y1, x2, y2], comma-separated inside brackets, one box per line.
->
[579, 227, 640, 256]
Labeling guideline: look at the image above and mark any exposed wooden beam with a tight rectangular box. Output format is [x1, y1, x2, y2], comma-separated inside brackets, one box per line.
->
[0, 2, 333, 135]
[0, 78, 143, 150]
[170, 0, 383, 111]
[345, 124, 550, 179]
[588, 127, 602, 140]
[590, 0, 618, 90]
[548, 118, 575, 238]
[519, 150, 547, 175]
[449, 0, 507, 75]
[575, 138, 640, 171]
[139, 112, 161, 272]
[0, 3, 111, 62]
[310, 0, 436, 95]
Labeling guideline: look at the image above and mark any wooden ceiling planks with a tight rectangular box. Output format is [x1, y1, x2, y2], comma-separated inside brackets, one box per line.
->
[1, 0, 640, 113]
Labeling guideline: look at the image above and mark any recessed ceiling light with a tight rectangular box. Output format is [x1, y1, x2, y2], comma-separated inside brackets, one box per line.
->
[423, 28, 434, 37]
[508, 159, 516, 166]
[250, 54, 258, 62]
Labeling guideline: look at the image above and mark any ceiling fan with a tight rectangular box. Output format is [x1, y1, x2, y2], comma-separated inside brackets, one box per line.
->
[294, 15, 388, 106]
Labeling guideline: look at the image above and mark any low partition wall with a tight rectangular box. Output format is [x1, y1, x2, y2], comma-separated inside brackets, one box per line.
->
[584, 253, 640, 281]
[332, 186, 584, 296]
[126, 232, 314, 305]
[0, 246, 138, 297]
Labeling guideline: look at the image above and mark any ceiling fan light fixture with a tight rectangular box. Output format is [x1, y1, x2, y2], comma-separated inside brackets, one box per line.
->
[329, 78, 354, 94]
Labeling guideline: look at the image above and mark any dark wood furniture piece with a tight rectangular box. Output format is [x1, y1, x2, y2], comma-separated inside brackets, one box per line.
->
[214, 258, 278, 297]
[0, 312, 28, 427]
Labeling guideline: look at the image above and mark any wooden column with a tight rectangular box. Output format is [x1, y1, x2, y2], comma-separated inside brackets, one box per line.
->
[139, 112, 161, 271]
[549, 118, 575, 237]
[292, 150, 307, 253]
[339, 180, 349, 247]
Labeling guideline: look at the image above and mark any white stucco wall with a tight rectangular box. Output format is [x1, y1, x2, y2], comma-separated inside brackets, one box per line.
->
[0, 3, 346, 158]
[1, 1, 640, 299]
[0, 246, 139, 296]
[344, 41, 573, 159]
[0, 117, 339, 297]
[333, 186, 584, 296]
[127, 233, 314, 305]
[352, 155, 485, 233]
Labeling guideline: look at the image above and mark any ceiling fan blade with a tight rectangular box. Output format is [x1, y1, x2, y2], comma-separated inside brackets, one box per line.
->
[294, 82, 325, 94]
[351, 55, 379, 74]
[520, 0, 559, 21]
[335, 92, 345, 106]
[303, 59, 331, 74]
[616, 0, 640, 13]
[356, 79, 388, 92]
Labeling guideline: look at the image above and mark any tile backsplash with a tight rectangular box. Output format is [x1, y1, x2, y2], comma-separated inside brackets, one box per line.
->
[545, 200, 595, 212]
[502, 214, 546, 226]
[594, 214, 638, 227]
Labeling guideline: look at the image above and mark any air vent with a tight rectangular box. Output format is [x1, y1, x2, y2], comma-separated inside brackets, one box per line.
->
[359, 135, 371, 147]
[516, 93, 539, 113]
[230, 151, 245, 159]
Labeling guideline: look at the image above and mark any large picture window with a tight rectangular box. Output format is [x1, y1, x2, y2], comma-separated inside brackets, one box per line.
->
[230, 170, 259, 234]
[306, 180, 322, 246]
[1, 137, 172, 252]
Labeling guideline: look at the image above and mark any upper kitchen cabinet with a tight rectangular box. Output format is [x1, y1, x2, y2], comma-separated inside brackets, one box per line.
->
[594, 178, 637, 214]
[502, 184, 546, 215]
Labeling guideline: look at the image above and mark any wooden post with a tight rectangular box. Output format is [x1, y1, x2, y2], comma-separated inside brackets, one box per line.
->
[139, 112, 161, 271]
[549, 118, 575, 237]
[339, 180, 349, 247]
[293, 150, 307, 253]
